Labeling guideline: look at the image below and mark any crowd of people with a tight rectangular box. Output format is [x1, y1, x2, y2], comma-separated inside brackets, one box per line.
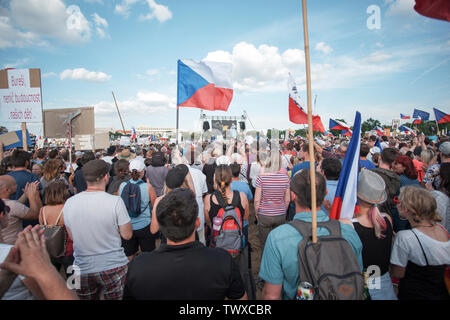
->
[0, 131, 448, 300]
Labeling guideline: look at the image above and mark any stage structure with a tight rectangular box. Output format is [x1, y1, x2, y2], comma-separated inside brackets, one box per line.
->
[199, 110, 255, 141]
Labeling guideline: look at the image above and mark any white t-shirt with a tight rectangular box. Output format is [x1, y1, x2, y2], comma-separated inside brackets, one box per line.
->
[63, 191, 130, 274]
[390, 228, 450, 267]
[189, 167, 208, 231]
[249, 162, 262, 188]
[0, 244, 34, 300]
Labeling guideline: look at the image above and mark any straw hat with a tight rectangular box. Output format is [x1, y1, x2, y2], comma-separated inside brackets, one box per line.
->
[118, 149, 135, 160]
[357, 170, 387, 205]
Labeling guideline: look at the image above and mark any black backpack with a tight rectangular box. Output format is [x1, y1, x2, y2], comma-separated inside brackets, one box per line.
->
[120, 180, 148, 218]
[289, 219, 365, 300]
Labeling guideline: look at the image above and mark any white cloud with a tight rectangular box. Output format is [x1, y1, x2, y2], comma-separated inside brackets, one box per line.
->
[139, 0, 173, 22]
[93, 13, 108, 38]
[0, 0, 92, 48]
[114, 0, 140, 18]
[60, 68, 111, 82]
[94, 91, 176, 117]
[315, 42, 333, 54]
[146, 69, 159, 76]
[385, 0, 416, 17]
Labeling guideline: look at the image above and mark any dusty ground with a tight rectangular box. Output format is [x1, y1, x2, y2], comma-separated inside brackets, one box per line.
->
[248, 201, 264, 300]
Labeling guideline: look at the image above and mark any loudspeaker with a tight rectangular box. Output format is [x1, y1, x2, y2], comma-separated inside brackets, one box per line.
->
[203, 121, 210, 131]
[239, 121, 246, 131]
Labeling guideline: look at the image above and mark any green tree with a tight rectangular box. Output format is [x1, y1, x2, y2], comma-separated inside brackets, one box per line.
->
[361, 118, 381, 135]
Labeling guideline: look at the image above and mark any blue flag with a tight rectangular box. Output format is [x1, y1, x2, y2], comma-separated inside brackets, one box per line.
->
[413, 109, 430, 121]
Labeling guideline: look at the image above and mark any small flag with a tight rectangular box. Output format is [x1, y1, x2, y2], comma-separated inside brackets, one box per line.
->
[329, 111, 362, 220]
[434, 107, 450, 124]
[329, 118, 350, 131]
[131, 127, 137, 141]
[400, 113, 411, 119]
[312, 115, 325, 133]
[400, 125, 416, 136]
[373, 126, 384, 136]
[177, 59, 233, 111]
[413, 116, 422, 125]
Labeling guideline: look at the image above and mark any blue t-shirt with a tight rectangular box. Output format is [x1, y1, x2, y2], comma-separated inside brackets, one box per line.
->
[7, 170, 40, 200]
[231, 180, 253, 201]
[73, 169, 87, 194]
[119, 180, 151, 231]
[399, 175, 420, 188]
[360, 159, 376, 170]
[291, 161, 315, 178]
[259, 210, 363, 300]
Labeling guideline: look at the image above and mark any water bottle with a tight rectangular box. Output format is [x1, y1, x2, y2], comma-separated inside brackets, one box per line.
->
[212, 216, 222, 237]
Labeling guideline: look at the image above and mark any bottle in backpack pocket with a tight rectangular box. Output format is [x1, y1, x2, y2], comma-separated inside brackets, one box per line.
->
[212, 216, 223, 238]
[296, 281, 314, 300]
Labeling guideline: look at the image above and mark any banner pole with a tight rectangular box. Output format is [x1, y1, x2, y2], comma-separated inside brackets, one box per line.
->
[301, 0, 318, 243]
[21, 122, 28, 152]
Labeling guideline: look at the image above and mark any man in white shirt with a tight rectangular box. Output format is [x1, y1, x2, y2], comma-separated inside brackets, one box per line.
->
[188, 166, 208, 245]
[63, 160, 132, 300]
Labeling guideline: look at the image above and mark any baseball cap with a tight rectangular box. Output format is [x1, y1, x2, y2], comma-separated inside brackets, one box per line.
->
[75, 151, 83, 157]
[129, 159, 145, 172]
[439, 141, 450, 156]
[165, 164, 189, 189]
[82, 160, 110, 183]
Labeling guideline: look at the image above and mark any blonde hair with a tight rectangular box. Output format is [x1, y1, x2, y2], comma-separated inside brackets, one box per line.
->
[420, 149, 435, 165]
[43, 159, 62, 181]
[398, 186, 441, 224]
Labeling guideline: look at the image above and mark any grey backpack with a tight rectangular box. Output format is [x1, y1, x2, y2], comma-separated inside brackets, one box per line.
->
[289, 219, 364, 300]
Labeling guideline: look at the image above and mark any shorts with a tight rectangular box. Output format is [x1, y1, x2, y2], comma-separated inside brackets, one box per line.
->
[122, 225, 157, 256]
[77, 265, 128, 300]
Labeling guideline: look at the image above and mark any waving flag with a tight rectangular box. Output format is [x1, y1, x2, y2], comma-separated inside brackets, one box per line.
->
[373, 126, 384, 136]
[329, 112, 362, 220]
[177, 59, 233, 111]
[414, 0, 450, 22]
[413, 116, 422, 125]
[329, 118, 350, 131]
[400, 113, 411, 119]
[288, 74, 308, 124]
[342, 129, 352, 136]
[434, 107, 450, 124]
[413, 109, 430, 121]
[400, 125, 416, 136]
[131, 127, 137, 141]
[312, 115, 325, 133]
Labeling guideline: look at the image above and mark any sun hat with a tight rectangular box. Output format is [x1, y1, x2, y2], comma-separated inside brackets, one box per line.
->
[118, 149, 136, 160]
[357, 169, 387, 205]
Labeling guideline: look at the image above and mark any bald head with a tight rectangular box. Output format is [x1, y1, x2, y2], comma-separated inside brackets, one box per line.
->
[0, 175, 16, 196]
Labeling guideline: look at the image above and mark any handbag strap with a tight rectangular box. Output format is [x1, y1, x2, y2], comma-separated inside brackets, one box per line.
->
[411, 229, 429, 266]
[43, 207, 64, 226]
[54, 209, 64, 226]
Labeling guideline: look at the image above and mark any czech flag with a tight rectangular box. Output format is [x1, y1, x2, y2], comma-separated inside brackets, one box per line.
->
[434, 107, 450, 124]
[329, 118, 350, 131]
[400, 125, 416, 136]
[131, 127, 137, 141]
[177, 59, 233, 111]
[342, 129, 352, 136]
[400, 113, 410, 119]
[413, 109, 430, 121]
[413, 116, 422, 125]
[288, 73, 308, 124]
[414, 0, 450, 22]
[373, 126, 384, 136]
[329, 111, 362, 220]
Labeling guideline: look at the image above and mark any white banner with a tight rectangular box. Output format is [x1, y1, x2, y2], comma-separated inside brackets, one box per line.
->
[0, 69, 42, 123]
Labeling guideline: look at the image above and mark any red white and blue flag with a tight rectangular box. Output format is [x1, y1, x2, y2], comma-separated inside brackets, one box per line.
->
[177, 59, 233, 111]
[288, 73, 308, 124]
[400, 125, 416, 136]
[329, 118, 350, 131]
[434, 107, 450, 124]
[329, 112, 361, 220]
[400, 113, 410, 119]
[413, 116, 422, 125]
[373, 126, 384, 136]
[131, 127, 137, 141]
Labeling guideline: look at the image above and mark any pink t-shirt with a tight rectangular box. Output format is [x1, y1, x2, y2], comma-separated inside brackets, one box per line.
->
[1, 199, 29, 245]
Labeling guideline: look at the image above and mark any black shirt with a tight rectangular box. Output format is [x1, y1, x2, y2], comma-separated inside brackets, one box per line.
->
[123, 241, 245, 300]
[353, 216, 393, 275]
[202, 162, 217, 194]
[73, 168, 87, 193]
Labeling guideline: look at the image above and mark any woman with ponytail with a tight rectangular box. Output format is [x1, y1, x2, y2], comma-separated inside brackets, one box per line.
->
[203, 165, 249, 245]
[351, 169, 396, 300]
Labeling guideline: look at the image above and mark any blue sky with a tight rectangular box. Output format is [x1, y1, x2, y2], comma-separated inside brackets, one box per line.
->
[1, 0, 449, 137]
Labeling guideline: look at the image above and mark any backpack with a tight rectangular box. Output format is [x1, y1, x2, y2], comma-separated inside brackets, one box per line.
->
[120, 180, 148, 218]
[289, 219, 364, 300]
[210, 191, 244, 258]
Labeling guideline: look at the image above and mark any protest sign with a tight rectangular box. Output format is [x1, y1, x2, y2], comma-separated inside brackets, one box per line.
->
[43, 107, 95, 138]
[0, 130, 32, 150]
[0, 69, 42, 123]
[74, 135, 94, 151]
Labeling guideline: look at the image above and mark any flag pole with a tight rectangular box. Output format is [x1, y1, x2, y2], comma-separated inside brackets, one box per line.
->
[301, 0, 317, 243]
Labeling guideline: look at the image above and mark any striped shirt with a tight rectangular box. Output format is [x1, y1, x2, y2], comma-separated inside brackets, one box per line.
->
[255, 172, 290, 216]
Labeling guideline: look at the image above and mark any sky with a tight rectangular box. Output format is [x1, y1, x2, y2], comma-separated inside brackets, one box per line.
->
[1, 0, 449, 137]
